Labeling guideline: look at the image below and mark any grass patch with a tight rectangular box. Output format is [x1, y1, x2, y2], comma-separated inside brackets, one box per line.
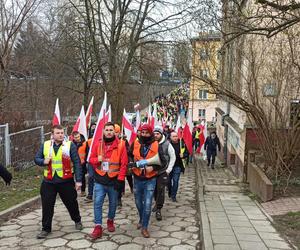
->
[0, 166, 43, 212]
[273, 211, 300, 249]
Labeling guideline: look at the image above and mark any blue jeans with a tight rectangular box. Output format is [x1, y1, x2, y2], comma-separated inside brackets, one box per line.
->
[169, 166, 181, 199]
[87, 164, 94, 197]
[93, 182, 118, 225]
[133, 177, 156, 229]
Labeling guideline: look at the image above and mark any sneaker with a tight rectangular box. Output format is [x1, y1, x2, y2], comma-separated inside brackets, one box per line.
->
[89, 225, 102, 240]
[171, 197, 177, 202]
[107, 219, 115, 232]
[152, 204, 157, 213]
[84, 195, 93, 202]
[207, 162, 210, 167]
[75, 221, 83, 230]
[156, 210, 162, 221]
[211, 164, 215, 169]
[36, 230, 50, 239]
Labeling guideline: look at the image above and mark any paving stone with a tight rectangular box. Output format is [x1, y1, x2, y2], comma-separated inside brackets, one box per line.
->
[253, 225, 277, 233]
[171, 245, 195, 250]
[258, 232, 284, 241]
[157, 237, 181, 246]
[214, 244, 241, 250]
[0, 236, 22, 246]
[239, 241, 267, 250]
[0, 229, 21, 237]
[92, 241, 119, 249]
[0, 224, 21, 231]
[170, 231, 192, 240]
[64, 232, 86, 240]
[47, 231, 66, 239]
[111, 234, 132, 244]
[18, 213, 38, 220]
[212, 235, 238, 244]
[20, 225, 40, 232]
[117, 244, 143, 250]
[211, 228, 234, 236]
[235, 233, 262, 241]
[43, 238, 67, 247]
[173, 221, 193, 227]
[67, 239, 92, 249]
[132, 236, 156, 245]
[186, 226, 199, 233]
[150, 230, 169, 238]
[263, 240, 292, 249]
[232, 227, 257, 235]
[18, 219, 39, 226]
[161, 225, 182, 232]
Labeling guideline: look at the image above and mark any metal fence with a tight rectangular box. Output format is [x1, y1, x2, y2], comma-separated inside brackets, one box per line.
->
[8, 126, 45, 170]
[0, 125, 54, 170]
[0, 124, 9, 167]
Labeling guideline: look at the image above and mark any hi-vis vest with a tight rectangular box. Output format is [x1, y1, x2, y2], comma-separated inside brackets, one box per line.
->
[95, 141, 124, 178]
[132, 140, 159, 178]
[43, 140, 73, 180]
[195, 130, 200, 139]
[78, 139, 92, 164]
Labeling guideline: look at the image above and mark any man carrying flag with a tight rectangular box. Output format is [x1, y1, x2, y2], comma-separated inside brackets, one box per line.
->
[88, 122, 128, 240]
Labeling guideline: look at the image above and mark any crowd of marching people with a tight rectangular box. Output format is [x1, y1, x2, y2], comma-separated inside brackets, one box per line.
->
[154, 84, 189, 126]
[10, 85, 221, 242]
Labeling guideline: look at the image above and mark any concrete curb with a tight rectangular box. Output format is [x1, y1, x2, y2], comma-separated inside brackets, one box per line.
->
[0, 195, 40, 224]
[195, 157, 213, 250]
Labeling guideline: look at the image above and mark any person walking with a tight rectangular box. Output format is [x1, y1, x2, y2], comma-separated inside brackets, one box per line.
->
[88, 122, 128, 240]
[204, 131, 221, 169]
[169, 131, 186, 202]
[152, 126, 176, 221]
[130, 124, 162, 238]
[34, 125, 83, 239]
[72, 131, 88, 196]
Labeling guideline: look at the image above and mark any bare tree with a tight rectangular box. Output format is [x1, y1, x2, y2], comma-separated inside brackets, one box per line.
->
[0, 0, 40, 110]
[66, 0, 196, 121]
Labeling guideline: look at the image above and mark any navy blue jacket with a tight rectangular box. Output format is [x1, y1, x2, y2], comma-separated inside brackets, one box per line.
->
[34, 141, 82, 183]
[204, 136, 221, 152]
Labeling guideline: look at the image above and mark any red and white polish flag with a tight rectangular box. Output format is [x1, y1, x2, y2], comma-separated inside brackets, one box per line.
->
[52, 98, 61, 126]
[183, 110, 193, 155]
[85, 96, 94, 129]
[122, 109, 137, 145]
[72, 106, 88, 140]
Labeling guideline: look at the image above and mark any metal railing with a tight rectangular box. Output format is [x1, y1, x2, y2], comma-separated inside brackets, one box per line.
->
[0, 125, 52, 170]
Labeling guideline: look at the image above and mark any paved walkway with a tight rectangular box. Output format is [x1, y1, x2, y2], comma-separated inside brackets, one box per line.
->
[197, 157, 294, 250]
[0, 165, 200, 249]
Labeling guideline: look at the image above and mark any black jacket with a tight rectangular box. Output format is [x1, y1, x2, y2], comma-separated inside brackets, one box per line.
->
[170, 142, 185, 173]
[204, 136, 221, 152]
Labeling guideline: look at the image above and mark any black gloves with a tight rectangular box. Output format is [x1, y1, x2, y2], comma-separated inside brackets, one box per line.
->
[114, 180, 124, 191]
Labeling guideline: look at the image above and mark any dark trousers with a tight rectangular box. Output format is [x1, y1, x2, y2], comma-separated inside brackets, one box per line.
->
[207, 150, 217, 165]
[118, 174, 134, 200]
[40, 180, 81, 232]
[87, 164, 94, 197]
[81, 164, 87, 192]
[154, 172, 169, 209]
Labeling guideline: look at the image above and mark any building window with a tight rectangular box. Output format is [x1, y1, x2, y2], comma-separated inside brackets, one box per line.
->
[200, 69, 208, 78]
[198, 109, 206, 118]
[198, 90, 208, 99]
[199, 48, 209, 60]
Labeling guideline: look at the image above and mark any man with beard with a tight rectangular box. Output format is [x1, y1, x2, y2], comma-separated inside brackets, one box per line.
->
[88, 122, 128, 240]
[130, 124, 162, 238]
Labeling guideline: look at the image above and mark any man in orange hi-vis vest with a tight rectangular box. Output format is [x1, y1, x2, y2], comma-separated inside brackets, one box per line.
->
[88, 122, 128, 240]
[129, 124, 162, 238]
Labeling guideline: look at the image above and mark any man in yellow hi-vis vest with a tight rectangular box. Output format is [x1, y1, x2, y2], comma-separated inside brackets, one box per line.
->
[34, 125, 83, 239]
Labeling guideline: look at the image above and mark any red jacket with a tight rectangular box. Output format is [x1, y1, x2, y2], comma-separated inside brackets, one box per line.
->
[89, 138, 128, 181]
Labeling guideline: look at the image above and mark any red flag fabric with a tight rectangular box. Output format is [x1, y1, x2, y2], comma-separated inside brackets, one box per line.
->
[87, 92, 107, 162]
[71, 106, 88, 140]
[52, 98, 61, 126]
[122, 109, 137, 145]
[183, 110, 193, 155]
[85, 96, 94, 129]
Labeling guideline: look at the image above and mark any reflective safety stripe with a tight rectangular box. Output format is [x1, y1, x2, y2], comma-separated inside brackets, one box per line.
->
[96, 166, 119, 173]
